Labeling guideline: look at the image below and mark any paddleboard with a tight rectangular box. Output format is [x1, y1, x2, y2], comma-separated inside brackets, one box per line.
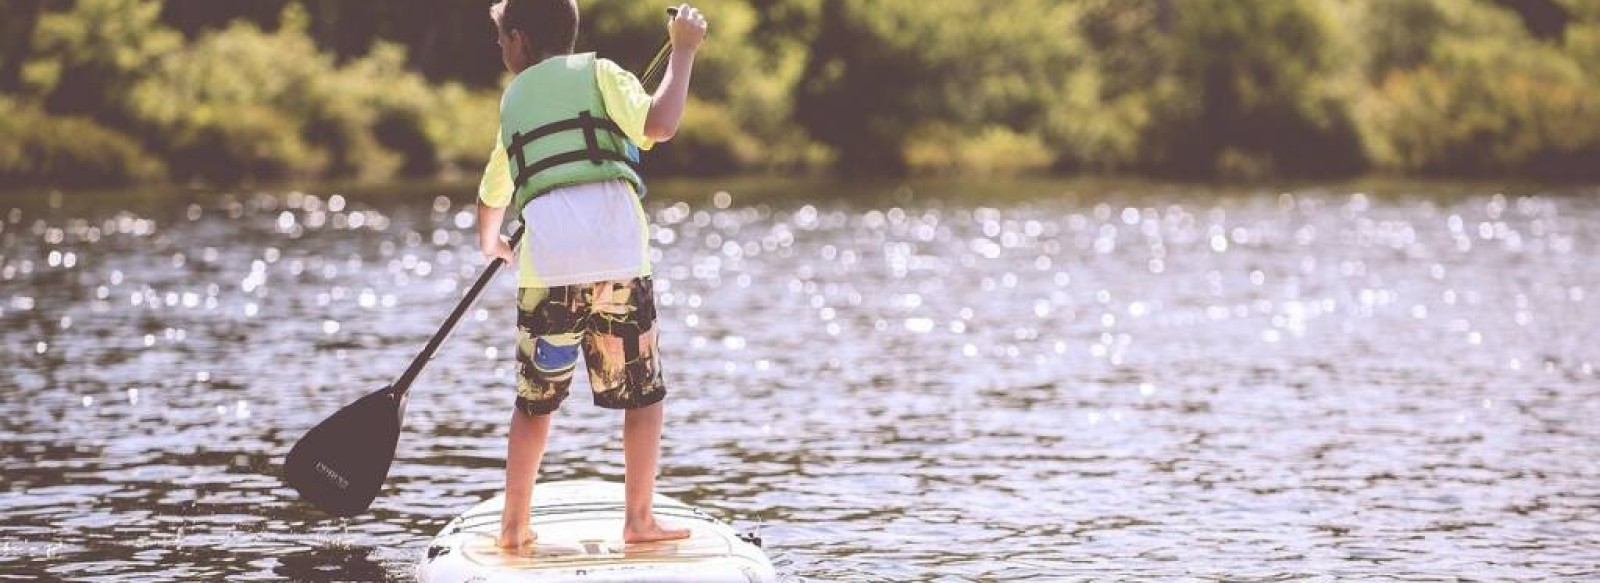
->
[416, 481, 777, 583]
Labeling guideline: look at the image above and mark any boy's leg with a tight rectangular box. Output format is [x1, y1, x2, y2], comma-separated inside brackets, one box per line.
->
[579, 278, 687, 543]
[499, 407, 552, 549]
[500, 285, 583, 549]
[622, 400, 689, 543]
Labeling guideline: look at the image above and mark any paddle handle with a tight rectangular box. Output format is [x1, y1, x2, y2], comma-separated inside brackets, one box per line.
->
[640, 7, 681, 89]
[392, 224, 525, 398]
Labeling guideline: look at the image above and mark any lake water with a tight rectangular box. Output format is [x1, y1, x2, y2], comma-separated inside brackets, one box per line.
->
[2, 178, 1597, 581]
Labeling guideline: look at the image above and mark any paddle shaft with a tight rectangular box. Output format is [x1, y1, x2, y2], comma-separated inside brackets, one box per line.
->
[391, 224, 524, 399]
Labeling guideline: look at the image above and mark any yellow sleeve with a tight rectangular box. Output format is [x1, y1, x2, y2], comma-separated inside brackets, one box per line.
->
[595, 58, 655, 151]
[478, 132, 512, 208]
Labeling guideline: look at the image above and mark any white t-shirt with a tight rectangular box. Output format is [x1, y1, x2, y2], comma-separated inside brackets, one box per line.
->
[514, 179, 651, 288]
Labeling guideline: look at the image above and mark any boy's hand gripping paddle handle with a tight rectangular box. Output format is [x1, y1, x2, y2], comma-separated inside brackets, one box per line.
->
[642, 7, 686, 88]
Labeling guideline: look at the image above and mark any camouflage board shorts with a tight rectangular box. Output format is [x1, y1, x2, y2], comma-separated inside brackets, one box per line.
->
[513, 277, 666, 415]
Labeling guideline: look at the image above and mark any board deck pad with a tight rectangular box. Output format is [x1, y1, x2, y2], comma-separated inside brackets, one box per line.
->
[417, 481, 776, 583]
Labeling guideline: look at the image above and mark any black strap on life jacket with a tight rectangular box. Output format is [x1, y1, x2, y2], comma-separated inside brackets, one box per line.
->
[506, 110, 639, 189]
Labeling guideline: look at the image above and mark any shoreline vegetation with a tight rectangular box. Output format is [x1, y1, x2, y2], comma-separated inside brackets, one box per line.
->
[2, 0, 1598, 189]
[6, 175, 1592, 213]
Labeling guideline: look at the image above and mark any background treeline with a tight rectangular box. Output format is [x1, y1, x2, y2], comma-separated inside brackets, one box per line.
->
[2, 0, 1598, 187]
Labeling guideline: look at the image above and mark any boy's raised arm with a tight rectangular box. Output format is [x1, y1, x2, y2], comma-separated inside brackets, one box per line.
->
[643, 4, 707, 142]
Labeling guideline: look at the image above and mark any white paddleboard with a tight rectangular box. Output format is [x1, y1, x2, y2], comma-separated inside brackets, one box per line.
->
[416, 481, 777, 583]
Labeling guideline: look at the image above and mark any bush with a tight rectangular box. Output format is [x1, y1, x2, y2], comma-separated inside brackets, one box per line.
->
[22, 0, 182, 117]
[1137, 0, 1368, 178]
[421, 82, 502, 172]
[794, 0, 1098, 174]
[0, 98, 167, 186]
[640, 98, 763, 175]
[1362, 58, 1600, 177]
[1353, 0, 1600, 178]
[6, 0, 1600, 183]
[164, 103, 327, 183]
[903, 124, 1053, 175]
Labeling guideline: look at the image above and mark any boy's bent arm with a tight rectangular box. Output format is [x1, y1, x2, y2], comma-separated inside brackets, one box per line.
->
[644, 5, 707, 142]
[478, 201, 515, 264]
[477, 138, 517, 264]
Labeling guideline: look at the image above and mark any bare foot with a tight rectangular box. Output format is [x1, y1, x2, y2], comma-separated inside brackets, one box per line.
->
[497, 526, 537, 550]
[623, 516, 692, 544]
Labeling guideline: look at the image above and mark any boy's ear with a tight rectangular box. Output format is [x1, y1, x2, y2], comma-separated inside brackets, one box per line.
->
[510, 29, 531, 56]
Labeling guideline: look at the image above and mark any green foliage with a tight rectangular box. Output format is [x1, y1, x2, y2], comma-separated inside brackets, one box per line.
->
[24, 0, 182, 117]
[3, 0, 1599, 185]
[904, 125, 1054, 176]
[640, 98, 764, 175]
[0, 0, 46, 93]
[0, 97, 166, 186]
[122, 9, 330, 181]
[795, 0, 1099, 174]
[1140, 0, 1367, 178]
[4, 1, 500, 184]
[1353, 0, 1600, 177]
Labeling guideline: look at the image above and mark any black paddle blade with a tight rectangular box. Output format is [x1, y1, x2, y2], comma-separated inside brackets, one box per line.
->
[283, 385, 405, 518]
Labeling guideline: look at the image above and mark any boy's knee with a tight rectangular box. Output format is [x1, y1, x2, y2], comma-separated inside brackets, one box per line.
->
[515, 394, 564, 417]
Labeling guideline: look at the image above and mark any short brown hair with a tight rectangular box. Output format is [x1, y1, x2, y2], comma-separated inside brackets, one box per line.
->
[493, 0, 579, 57]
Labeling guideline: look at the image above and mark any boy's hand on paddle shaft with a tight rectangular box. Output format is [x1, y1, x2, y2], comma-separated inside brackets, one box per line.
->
[668, 4, 707, 54]
[482, 235, 516, 265]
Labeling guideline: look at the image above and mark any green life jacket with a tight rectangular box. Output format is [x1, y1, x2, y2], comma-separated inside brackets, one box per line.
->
[500, 52, 645, 216]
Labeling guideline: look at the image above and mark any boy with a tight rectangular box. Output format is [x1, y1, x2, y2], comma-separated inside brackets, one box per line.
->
[476, 0, 707, 549]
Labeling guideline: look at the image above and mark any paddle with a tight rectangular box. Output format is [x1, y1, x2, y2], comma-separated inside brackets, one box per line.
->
[283, 10, 682, 518]
[282, 224, 523, 517]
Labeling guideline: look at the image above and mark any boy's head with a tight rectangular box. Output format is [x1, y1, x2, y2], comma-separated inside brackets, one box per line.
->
[491, 0, 579, 72]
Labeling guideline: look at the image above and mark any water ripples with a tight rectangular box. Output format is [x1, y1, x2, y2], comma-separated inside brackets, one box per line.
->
[2, 182, 1597, 580]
